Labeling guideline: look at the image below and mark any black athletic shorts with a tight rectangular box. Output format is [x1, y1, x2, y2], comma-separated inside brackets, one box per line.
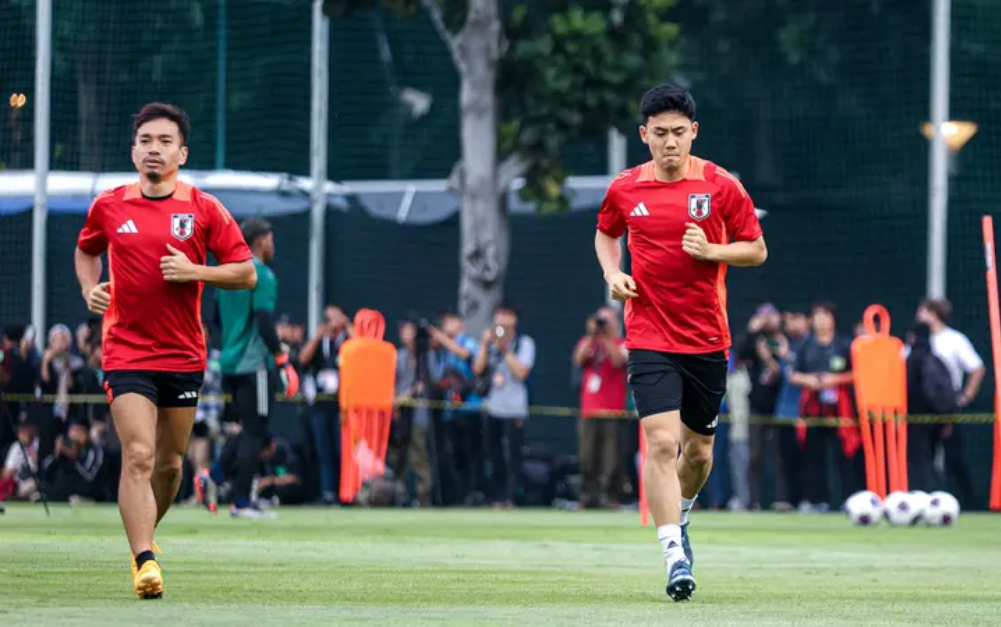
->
[221, 369, 272, 438]
[627, 349, 728, 436]
[103, 370, 205, 408]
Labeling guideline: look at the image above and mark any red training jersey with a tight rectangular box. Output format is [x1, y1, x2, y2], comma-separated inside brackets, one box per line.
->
[597, 157, 763, 354]
[77, 181, 252, 373]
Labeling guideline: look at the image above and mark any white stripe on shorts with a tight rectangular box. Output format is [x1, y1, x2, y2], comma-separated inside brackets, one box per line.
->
[256, 367, 268, 417]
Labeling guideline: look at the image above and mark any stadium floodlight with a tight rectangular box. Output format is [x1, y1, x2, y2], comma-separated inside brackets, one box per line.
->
[921, 120, 978, 153]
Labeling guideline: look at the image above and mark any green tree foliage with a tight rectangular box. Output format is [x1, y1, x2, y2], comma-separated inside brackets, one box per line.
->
[500, 0, 678, 212]
[326, 0, 679, 212]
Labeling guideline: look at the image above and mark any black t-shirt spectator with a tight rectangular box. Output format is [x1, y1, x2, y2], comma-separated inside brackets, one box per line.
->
[738, 332, 783, 415]
[795, 334, 853, 407]
[307, 332, 347, 408]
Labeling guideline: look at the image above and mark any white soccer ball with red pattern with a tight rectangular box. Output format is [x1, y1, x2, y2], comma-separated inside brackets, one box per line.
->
[883, 491, 922, 526]
[845, 490, 883, 526]
[909, 490, 932, 523]
[923, 491, 961, 527]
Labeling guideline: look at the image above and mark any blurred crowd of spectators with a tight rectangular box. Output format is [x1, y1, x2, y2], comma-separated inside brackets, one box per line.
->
[0, 296, 987, 512]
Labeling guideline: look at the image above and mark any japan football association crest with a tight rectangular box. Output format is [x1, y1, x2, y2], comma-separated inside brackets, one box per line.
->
[688, 194, 711, 221]
[171, 214, 195, 241]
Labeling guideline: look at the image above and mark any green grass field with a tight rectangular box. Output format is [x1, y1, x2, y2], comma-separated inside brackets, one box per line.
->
[1, 504, 999, 625]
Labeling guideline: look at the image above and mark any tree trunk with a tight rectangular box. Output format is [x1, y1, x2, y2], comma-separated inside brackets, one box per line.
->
[456, 0, 504, 339]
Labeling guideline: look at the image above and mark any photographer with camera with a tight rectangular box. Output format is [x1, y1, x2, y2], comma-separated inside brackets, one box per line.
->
[299, 303, 351, 505]
[473, 303, 535, 509]
[572, 306, 627, 509]
[422, 311, 483, 505]
[40, 418, 106, 503]
[389, 319, 435, 506]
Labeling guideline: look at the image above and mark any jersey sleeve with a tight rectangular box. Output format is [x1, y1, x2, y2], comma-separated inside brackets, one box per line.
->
[77, 195, 109, 255]
[718, 173, 763, 243]
[202, 194, 253, 264]
[597, 182, 627, 238]
[252, 267, 278, 312]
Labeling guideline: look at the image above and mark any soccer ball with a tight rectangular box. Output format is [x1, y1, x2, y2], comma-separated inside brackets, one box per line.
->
[883, 491, 922, 526]
[909, 490, 931, 524]
[923, 491, 961, 527]
[844, 490, 883, 526]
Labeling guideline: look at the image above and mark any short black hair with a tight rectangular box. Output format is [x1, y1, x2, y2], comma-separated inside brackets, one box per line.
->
[640, 84, 696, 123]
[495, 302, 518, 317]
[811, 300, 838, 323]
[240, 218, 273, 248]
[132, 102, 190, 145]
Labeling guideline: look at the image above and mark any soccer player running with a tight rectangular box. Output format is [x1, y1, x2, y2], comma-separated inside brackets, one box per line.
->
[75, 103, 257, 599]
[214, 217, 299, 519]
[595, 85, 767, 601]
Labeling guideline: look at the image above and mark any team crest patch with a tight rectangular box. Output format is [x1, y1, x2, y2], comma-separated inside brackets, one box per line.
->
[171, 214, 195, 241]
[688, 194, 711, 221]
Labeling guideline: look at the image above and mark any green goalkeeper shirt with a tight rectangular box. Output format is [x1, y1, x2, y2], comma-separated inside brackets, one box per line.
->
[217, 256, 278, 375]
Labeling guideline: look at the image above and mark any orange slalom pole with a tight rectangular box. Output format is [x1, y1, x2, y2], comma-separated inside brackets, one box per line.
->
[638, 422, 649, 526]
[872, 410, 887, 498]
[339, 410, 354, 503]
[982, 216, 1001, 511]
[858, 409, 878, 494]
[897, 413, 908, 492]
[885, 414, 899, 493]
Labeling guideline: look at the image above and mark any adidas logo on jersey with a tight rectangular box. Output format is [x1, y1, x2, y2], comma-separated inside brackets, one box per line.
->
[177, 391, 198, 400]
[117, 220, 139, 234]
[630, 202, 650, 217]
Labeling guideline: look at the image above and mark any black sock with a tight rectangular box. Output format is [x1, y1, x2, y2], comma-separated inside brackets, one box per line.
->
[135, 550, 156, 570]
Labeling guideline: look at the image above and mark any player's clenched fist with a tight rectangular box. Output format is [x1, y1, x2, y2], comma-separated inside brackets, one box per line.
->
[605, 271, 639, 301]
[85, 282, 112, 314]
[682, 223, 712, 261]
[160, 244, 199, 283]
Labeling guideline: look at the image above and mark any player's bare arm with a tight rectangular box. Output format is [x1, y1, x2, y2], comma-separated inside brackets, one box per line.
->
[595, 230, 638, 301]
[74, 248, 111, 314]
[682, 223, 768, 266]
[160, 244, 256, 289]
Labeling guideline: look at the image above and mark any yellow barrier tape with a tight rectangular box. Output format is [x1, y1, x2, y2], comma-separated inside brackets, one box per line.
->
[2, 393, 997, 426]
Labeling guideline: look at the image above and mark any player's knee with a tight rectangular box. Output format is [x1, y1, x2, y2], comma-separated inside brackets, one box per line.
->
[683, 439, 714, 467]
[154, 454, 183, 479]
[645, 427, 681, 464]
[122, 442, 155, 478]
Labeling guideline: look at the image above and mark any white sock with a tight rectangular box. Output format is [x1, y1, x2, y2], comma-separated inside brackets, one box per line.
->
[681, 495, 697, 526]
[657, 524, 684, 568]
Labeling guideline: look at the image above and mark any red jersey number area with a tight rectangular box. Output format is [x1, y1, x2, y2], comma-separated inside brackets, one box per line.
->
[598, 157, 763, 354]
[78, 181, 252, 372]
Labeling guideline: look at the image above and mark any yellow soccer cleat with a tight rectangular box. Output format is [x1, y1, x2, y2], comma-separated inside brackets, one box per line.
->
[133, 559, 164, 599]
[129, 540, 162, 578]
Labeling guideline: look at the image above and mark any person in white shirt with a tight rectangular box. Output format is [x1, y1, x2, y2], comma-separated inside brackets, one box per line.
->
[916, 299, 981, 505]
[917, 299, 985, 407]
